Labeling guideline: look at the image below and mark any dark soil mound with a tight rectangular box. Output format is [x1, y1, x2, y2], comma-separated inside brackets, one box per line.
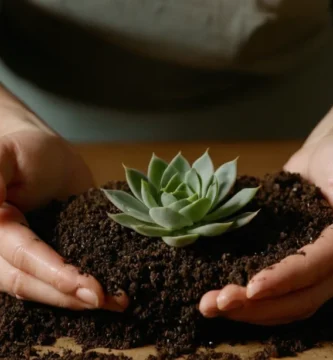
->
[1, 172, 333, 359]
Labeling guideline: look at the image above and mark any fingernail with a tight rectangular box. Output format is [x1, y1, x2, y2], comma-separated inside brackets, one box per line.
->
[217, 294, 243, 312]
[76, 288, 99, 308]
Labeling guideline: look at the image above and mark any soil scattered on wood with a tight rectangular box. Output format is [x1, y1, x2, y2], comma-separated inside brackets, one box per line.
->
[1, 172, 333, 359]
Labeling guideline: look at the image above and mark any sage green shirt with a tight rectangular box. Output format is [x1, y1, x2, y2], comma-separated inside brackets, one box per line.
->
[0, 0, 332, 141]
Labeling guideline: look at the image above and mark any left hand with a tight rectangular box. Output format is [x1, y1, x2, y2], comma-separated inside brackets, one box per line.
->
[199, 108, 333, 325]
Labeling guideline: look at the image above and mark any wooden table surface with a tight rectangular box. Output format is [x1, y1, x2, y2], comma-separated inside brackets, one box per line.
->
[74, 140, 303, 185]
[37, 140, 333, 360]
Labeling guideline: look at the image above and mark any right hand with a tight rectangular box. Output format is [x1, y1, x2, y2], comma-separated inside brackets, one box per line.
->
[0, 109, 128, 311]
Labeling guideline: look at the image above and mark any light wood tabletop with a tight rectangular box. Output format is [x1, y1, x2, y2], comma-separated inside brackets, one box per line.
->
[74, 140, 303, 185]
[38, 140, 333, 360]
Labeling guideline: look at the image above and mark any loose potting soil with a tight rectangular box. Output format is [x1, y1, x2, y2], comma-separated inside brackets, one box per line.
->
[1, 172, 333, 359]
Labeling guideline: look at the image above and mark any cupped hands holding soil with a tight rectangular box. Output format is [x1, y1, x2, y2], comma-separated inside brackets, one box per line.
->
[1, 171, 333, 360]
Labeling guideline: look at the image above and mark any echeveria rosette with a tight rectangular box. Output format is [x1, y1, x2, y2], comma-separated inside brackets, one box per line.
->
[102, 151, 260, 247]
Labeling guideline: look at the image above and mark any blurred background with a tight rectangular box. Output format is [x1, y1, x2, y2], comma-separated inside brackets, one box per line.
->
[0, 0, 332, 142]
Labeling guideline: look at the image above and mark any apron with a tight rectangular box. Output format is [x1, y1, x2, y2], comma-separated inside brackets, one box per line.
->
[1, 0, 332, 141]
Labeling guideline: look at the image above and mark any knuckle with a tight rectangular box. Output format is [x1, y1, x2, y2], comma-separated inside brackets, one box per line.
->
[11, 244, 26, 269]
[52, 265, 77, 293]
[10, 269, 25, 297]
[52, 268, 66, 292]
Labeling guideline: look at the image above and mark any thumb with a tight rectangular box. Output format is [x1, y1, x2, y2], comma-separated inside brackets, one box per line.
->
[308, 136, 333, 206]
[0, 142, 16, 205]
[285, 136, 333, 206]
[283, 146, 312, 176]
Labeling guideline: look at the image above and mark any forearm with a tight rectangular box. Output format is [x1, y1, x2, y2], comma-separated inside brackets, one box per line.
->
[0, 83, 55, 135]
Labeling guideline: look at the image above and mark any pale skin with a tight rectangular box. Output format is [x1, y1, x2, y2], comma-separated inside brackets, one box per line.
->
[0, 84, 128, 311]
[1, 82, 333, 324]
[200, 107, 333, 325]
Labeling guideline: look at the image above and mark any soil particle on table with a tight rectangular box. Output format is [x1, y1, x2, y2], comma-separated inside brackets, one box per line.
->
[1, 172, 333, 360]
[35, 350, 132, 360]
[34, 349, 240, 360]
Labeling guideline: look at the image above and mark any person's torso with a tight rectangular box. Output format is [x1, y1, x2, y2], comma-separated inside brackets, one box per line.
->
[1, 0, 332, 109]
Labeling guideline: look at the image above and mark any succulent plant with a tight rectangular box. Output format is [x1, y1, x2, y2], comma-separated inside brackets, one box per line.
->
[102, 151, 260, 247]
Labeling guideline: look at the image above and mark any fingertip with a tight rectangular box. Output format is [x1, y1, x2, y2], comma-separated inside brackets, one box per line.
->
[75, 274, 105, 308]
[199, 290, 220, 318]
[104, 291, 129, 312]
[114, 290, 130, 309]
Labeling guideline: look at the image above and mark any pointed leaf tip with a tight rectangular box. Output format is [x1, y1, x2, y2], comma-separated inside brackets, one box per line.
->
[185, 168, 201, 195]
[160, 152, 191, 188]
[125, 167, 148, 201]
[102, 189, 152, 223]
[141, 180, 158, 208]
[205, 186, 259, 222]
[228, 210, 260, 230]
[192, 151, 214, 196]
[188, 222, 233, 237]
[148, 153, 168, 189]
[213, 157, 239, 206]
[108, 213, 151, 229]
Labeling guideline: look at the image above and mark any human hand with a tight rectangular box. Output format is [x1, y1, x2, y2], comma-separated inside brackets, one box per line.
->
[0, 110, 128, 311]
[199, 108, 333, 325]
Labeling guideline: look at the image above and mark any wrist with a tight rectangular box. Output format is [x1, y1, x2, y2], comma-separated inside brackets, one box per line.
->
[0, 106, 54, 136]
[0, 83, 55, 136]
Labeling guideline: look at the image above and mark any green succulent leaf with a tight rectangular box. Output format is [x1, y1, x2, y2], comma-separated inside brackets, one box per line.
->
[124, 166, 148, 201]
[192, 150, 214, 196]
[160, 152, 191, 188]
[162, 173, 182, 193]
[168, 199, 191, 212]
[228, 210, 260, 230]
[179, 198, 211, 223]
[172, 191, 189, 200]
[102, 189, 153, 223]
[170, 152, 191, 174]
[205, 187, 260, 222]
[132, 225, 172, 237]
[188, 222, 233, 237]
[103, 189, 147, 214]
[174, 182, 191, 195]
[214, 157, 238, 206]
[126, 209, 154, 223]
[148, 153, 168, 189]
[107, 213, 151, 229]
[149, 207, 193, 230]
[141, 180, 158, 208]
[185, 168, 201, 195]
[161, 192, 178, 206]
[187, 193, 199, 202]
[206, 176, 219, 206]
[105, 152, 260, 248]
[162, 234, 199, 248]
[160, 165, 177, 190]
